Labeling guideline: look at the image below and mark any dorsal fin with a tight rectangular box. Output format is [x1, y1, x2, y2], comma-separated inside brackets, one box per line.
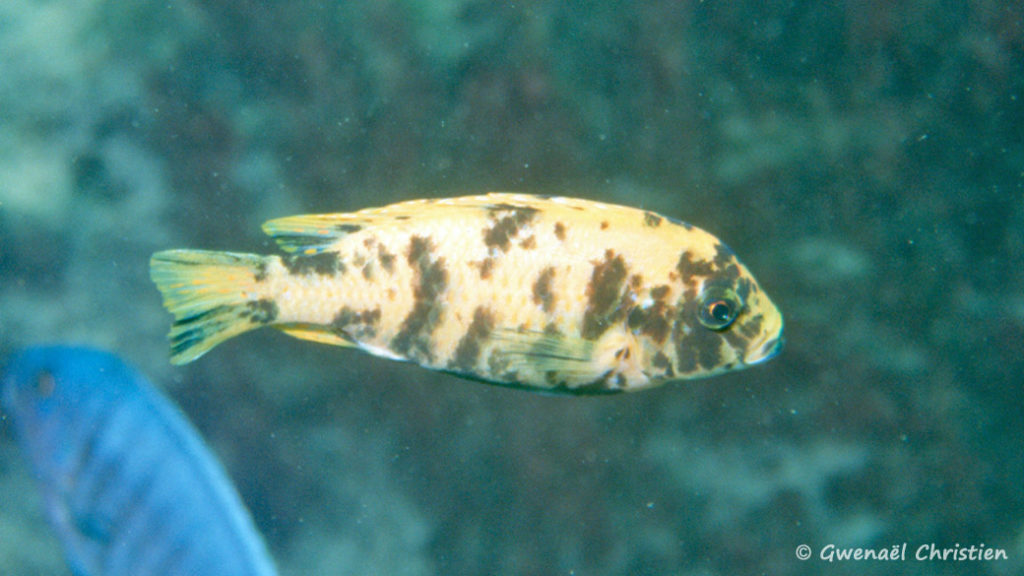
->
[261, 193, 566, 255]
[261, 214, 371, 254]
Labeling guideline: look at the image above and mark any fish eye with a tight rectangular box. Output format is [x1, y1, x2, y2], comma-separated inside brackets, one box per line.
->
[697, 286, 742, 330]
[35, 370, 56, 399]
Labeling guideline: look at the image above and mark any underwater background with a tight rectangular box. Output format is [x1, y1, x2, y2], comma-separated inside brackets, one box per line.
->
[1, 1, 1021, 575]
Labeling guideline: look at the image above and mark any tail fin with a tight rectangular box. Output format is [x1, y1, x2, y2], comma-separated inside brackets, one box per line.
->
[150, 250, 275, 365]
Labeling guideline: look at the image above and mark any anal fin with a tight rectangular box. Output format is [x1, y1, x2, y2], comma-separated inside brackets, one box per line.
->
[277, 324, 356, 348]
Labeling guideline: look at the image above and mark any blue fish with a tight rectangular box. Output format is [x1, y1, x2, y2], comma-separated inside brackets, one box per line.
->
[2, 346, 277, 576]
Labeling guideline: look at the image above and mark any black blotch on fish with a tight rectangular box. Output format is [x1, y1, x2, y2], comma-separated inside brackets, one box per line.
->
[676, 250, 715, 281]
[643, 212, 663, 227]
[253, 260, 269, 282]
[335, 223, 363, 233]
[652, 351, 675, 378]
[627, 300, 672, 345]
[718, 266, 741, 288]
[708, 244, 742, 285]
[332, 307, 382, 339]
[582, 250, 628, 339]
[735, 276, 752, 304]
[721, 323, 752, 351]
[544, 370, 565, 388]
[554, 222, 567, 241]
[638, 284, 674, 344]
[479, 257, 495, 280]
[452, 307, 495, 371]
[284, 251, 344, 276]
[738, 313, 764, 339]
[674, 324, 724, 373]
[486, 349, 514, 380]
[378, 244, 395, 273]
[532, 267, 556, 313]
[699, 335, 725, 369]
[392, 236, 448, 361]
[484, 205, 539, 252]
[600, 221, 610, 230]
[487, 203, 521, 212]
[244, 299, 279, 324]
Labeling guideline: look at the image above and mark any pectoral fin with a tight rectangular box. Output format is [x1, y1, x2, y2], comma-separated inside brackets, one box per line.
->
[489, 328, 606, 387]
[494, 327, 646, 393]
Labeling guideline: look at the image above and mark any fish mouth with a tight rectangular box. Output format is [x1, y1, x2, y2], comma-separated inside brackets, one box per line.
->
[744, 332, 785, 365]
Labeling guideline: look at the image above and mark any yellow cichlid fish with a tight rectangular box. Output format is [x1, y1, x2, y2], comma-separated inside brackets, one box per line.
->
[150, 193, 783, 394]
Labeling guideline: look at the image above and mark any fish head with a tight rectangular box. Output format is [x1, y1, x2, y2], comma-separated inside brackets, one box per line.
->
[669, 243, 784, 379]
[2, 346, 138, 476]
[3, 347, 61, 426]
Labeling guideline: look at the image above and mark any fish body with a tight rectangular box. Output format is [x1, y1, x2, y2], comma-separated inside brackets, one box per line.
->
[151, 193, 783, 393]
[1, 346, 277, 576]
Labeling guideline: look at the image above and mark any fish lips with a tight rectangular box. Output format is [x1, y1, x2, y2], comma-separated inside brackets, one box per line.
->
[743, 330, 785, 366]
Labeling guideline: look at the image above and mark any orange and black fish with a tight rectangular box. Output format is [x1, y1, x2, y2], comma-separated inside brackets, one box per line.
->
[150, 193, 783, 393]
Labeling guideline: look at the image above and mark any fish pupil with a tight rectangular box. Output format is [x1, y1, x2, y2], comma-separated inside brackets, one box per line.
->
[709, 301, 731, 323]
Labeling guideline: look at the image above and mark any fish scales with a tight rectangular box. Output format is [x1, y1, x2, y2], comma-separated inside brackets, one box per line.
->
[151, 193, 784, 393]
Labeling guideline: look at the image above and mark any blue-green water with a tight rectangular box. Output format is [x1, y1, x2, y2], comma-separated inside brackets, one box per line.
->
[1, 1, 1021, 575]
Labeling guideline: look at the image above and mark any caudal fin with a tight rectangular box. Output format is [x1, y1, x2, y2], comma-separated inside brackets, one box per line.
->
[150, 250, 276, 364]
